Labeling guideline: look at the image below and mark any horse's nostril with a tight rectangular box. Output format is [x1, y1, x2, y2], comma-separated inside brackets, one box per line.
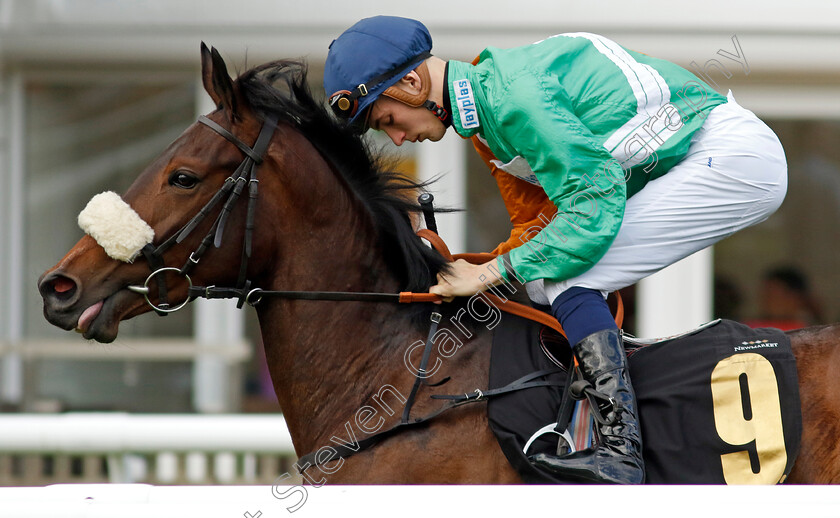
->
[53, 277, 75, 294]
[39, 273, 78, 303]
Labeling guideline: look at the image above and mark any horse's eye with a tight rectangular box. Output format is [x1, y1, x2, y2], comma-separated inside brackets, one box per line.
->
[168, 171, 199, 190]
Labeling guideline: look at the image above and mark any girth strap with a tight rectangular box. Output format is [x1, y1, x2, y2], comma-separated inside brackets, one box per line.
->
[296, 394, 468, 475]
[429, 368, 565, 403]
[295, 366, 566, 473]
[402, 311, 442, 424]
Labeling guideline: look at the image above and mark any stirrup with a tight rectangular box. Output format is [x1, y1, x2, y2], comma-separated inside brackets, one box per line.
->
[523, 423, 576, 457]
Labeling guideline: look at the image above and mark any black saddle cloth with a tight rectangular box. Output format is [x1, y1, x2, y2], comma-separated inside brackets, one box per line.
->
[488, 316, 802, 484]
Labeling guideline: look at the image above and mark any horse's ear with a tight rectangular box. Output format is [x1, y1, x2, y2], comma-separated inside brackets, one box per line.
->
[200, 42, 239, 119]
[200, 42, 222, 107]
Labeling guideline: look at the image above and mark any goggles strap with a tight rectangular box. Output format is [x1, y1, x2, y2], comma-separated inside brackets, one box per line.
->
[331, 51, 434, 118]
[351, 51, 432, 100]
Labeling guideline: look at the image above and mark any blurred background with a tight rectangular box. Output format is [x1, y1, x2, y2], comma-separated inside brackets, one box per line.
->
[0, 0, 837, 486]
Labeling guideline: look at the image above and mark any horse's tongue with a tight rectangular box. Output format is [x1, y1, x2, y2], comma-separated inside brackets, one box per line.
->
[76, 301, 104, 334]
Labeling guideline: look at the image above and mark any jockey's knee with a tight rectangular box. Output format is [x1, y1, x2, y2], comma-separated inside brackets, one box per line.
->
[550, 286, 616, 346]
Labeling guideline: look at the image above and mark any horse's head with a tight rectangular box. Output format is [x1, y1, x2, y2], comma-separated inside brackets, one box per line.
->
[38, 44, 285, 343]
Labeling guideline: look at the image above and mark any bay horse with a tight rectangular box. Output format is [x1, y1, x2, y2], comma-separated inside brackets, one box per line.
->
[38, 45, 840, 484]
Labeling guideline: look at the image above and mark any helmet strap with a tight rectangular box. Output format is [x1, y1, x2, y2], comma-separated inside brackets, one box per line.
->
[421, 100, 452, 128]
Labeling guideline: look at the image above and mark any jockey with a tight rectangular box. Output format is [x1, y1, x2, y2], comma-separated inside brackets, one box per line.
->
[323, 16, 788, 484]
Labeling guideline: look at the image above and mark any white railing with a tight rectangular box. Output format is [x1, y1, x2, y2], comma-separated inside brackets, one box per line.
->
[0, 339, 252, 361]
[0, 413, 298, 486]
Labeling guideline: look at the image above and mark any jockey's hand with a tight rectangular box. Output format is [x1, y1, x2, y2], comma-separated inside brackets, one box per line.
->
[429, 259, 504, 304]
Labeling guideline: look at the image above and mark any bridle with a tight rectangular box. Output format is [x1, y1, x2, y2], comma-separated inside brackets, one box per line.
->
[127, 113, 440, 314]
[127, 114, 277, 313]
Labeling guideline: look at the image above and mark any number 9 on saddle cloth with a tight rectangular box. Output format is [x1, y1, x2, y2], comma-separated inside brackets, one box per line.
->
[488, 317, 801, 484]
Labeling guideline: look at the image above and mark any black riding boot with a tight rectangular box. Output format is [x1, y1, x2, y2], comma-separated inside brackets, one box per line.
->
[531, 328, 645, 484]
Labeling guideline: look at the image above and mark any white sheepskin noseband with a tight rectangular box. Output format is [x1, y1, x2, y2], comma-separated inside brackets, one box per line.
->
[78, 191, 155, 263]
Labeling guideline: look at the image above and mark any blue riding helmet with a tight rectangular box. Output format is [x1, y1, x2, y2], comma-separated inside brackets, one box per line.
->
[324, 16, 433, 125]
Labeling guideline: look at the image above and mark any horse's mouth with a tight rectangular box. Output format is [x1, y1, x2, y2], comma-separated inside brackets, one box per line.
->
[77, 289, 155, 343]
[75, 300, 104, 335]
[43, 288, 148, 343]
[76, 298, 134, 343]
[60, 292, 119, 343]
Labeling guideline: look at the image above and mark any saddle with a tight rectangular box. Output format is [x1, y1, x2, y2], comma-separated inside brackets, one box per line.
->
[488, 315, 803, 484]
[404, 226, 802, 484]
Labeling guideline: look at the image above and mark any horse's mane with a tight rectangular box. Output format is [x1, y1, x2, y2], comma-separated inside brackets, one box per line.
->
[235, 60, 449, 293]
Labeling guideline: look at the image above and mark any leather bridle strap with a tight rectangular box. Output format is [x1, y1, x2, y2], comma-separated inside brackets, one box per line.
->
[139, 243, 170, 316]
[196, 115, 268, 164]
[129, 115, 278, 313]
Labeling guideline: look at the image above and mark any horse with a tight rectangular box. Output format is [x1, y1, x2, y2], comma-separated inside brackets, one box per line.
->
[38, 44, 840, 485]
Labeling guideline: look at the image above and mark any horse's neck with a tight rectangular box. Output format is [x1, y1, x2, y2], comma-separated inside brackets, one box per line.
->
[255, 209, 425, 454]
[258, 299, 420, 444]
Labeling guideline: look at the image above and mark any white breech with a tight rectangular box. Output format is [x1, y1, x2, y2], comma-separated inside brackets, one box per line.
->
[527, 92, 788, 306]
